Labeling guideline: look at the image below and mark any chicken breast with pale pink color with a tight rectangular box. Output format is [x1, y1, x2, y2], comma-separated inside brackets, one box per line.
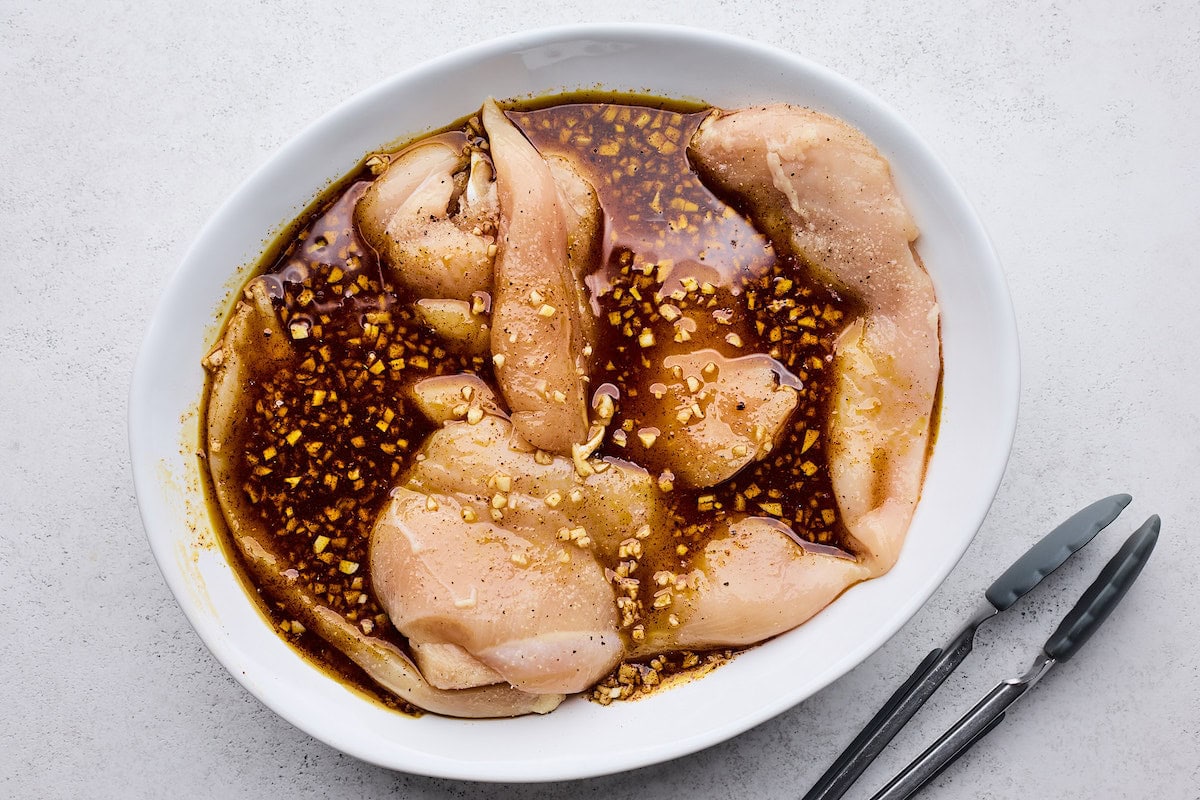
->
[690, 104, 940, 574]
[404, 413, 668, 556]
[482, 99, 598, 454]
[370, 411, 673, 695]
[638, 516, 869, 654]
[630, 349, 801, 489]
[355, 131, 497, 300]
[371, 486, 622, 694]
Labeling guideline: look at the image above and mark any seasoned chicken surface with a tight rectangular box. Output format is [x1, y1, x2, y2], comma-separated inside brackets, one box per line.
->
[406, 373, 506, 426]
[371, 487, 621, 694]
[545, 154, 603, 351]
[691, 104, 940, 574]
[355, 131, 497, 300]
[412, 298, 491, 356]
[482, 100, 597, 454]
[408, 641, 504, 690]
[634, 349, 801, 489]
[404, 414, 669, 556]
[641, 516, 869, 653]
[370, 412, 685, 694]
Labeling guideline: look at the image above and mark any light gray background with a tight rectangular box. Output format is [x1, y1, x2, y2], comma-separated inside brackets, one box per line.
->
[3, 1, 1198, 798]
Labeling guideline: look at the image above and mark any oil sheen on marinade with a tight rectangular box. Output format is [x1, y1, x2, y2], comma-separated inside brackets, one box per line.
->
[218, 99, 856, 706]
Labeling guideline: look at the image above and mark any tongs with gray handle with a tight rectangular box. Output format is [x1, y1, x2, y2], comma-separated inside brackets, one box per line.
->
[802, 494, 1133, 800]
[871, 513, 1160, 799]
[802, 495, 1159, 800]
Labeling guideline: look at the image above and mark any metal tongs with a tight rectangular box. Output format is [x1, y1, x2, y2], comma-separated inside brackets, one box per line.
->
[802, 495, 1161, 800]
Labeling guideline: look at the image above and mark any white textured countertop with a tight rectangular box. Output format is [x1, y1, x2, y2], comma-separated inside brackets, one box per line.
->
[3, 2, 1199, 798]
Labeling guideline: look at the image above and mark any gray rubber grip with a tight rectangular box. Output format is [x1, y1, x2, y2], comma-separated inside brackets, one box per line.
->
[985, 493, 1131, 610]
[1044, 515, 1160, 662]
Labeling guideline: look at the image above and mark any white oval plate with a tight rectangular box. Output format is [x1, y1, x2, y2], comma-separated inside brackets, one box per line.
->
[130, 23, 1018, 782]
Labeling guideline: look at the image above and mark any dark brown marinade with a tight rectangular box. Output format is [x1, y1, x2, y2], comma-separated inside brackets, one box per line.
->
[207, 96, 859, 709]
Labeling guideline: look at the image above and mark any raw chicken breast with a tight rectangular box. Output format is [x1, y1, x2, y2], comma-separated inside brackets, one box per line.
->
[408, 642, 504, 690]
[634, 349, 800, 488]
[406, 373, 506, 426]
[404, 414, 668, 556]
[640, 516, 869, 653]
[413, 298, 491, 356]
[690, 105, 940, 574]
[371, 487, 622, 694]
[355, 131, 497, 300]
[309, 604, 560, 716]
[203, 279, 292, 482]
[370, 411, 687, 693]
[482, 100, 597, 454]
[546, 154, 602, 351]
